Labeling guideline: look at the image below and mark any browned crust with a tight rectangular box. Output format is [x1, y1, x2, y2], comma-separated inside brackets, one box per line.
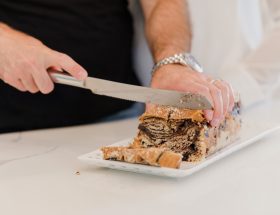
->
[158, 151, 182, 168]
[101, 146, 182, 169]
[140, 105, 205, 122]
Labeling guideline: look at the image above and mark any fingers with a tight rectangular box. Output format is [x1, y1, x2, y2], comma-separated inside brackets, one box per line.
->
[175, 80, 213, 104]
[208, 84, 223, 127]
[3, 68, 53, 94]
[3, 73, 27, 92]
[50, 52, 88, 80]
[4, 65, 38, 93]
[31, 50, 86, 93]
[186, 79, 223, 125]
[14, 50, 85, 94]
[177, 80, 219, 124]
[204, 110, 213, 122]
[19, 54, 55, 94]
[226, 82, 235, 111]
[212, 80, 230, 119]
[2, 51, 86, 94]
[19, 71, 39, 93]
[208, 79, 236, 127]
[32, 67, 54, 94]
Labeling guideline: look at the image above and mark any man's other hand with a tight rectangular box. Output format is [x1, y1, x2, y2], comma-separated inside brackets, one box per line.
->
[0, 23, 87, 94]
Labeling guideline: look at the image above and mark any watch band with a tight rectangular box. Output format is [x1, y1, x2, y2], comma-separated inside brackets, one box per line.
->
[151, 52, 203, 76]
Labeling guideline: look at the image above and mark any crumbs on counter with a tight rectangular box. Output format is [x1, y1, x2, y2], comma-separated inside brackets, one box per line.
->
[75, 171, 80, 175]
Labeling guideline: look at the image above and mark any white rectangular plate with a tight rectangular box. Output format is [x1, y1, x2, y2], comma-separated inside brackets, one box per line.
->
[78, 119, 280, 178]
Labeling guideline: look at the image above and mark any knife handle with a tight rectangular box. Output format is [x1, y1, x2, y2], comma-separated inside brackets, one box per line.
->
[49, 70, 85, 88]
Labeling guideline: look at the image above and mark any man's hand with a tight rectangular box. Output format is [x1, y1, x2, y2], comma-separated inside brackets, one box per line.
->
[151, 65, 235, 127]
[0, 23, 87, 94]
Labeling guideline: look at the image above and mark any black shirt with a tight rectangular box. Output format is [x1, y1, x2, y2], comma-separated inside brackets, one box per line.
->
[0, 0, 139, 133]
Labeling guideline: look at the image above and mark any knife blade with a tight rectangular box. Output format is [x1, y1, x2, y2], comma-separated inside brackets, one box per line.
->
[49, 71, 212, 110]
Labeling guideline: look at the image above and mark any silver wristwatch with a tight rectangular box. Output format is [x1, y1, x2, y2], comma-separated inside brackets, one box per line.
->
[152, 52, 203, 75]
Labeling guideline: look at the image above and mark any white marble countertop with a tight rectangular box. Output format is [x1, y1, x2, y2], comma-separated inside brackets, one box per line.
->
[1, 102, 280, 215]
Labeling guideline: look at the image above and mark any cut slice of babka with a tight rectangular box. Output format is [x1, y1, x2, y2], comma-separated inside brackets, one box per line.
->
[101, 146, 182, 168]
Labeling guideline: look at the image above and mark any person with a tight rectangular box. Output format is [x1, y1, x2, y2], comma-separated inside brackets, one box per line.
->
[0, 0, 234, 133]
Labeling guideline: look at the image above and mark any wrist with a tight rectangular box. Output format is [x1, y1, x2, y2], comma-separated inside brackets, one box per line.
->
[152, 64, 192, 82]
[152, 52, 203, 76]
[154, 47, 188, 62]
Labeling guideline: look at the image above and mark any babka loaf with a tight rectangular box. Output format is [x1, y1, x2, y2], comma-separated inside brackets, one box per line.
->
[131, 103, 241, 162]
[101, 102, 241, 169]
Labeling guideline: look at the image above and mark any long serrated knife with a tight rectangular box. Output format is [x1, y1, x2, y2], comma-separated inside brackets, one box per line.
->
[49, 71, 212, 110]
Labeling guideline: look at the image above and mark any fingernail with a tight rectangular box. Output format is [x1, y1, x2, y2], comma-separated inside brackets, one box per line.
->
[204, 112, 211, 121]
[78, 71, 88, 80]
[204, 110, 213, 121]
[211, 119, 220, 127]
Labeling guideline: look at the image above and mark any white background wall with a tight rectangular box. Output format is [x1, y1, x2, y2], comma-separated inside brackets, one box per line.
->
[129, 0, 280, 107]
[129, 0, 262, 84]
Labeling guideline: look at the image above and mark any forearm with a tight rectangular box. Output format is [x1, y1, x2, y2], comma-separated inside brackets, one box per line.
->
[140, 0, 192, 62]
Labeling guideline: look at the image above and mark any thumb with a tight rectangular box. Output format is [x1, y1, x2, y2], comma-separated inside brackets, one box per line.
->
[46, 51, 88, 80]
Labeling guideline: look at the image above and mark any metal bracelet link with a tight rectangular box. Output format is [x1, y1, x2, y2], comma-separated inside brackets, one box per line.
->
[151, 52, 203, 76]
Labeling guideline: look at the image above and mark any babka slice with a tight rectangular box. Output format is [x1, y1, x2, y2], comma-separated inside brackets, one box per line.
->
[101, 146, 182, 168]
